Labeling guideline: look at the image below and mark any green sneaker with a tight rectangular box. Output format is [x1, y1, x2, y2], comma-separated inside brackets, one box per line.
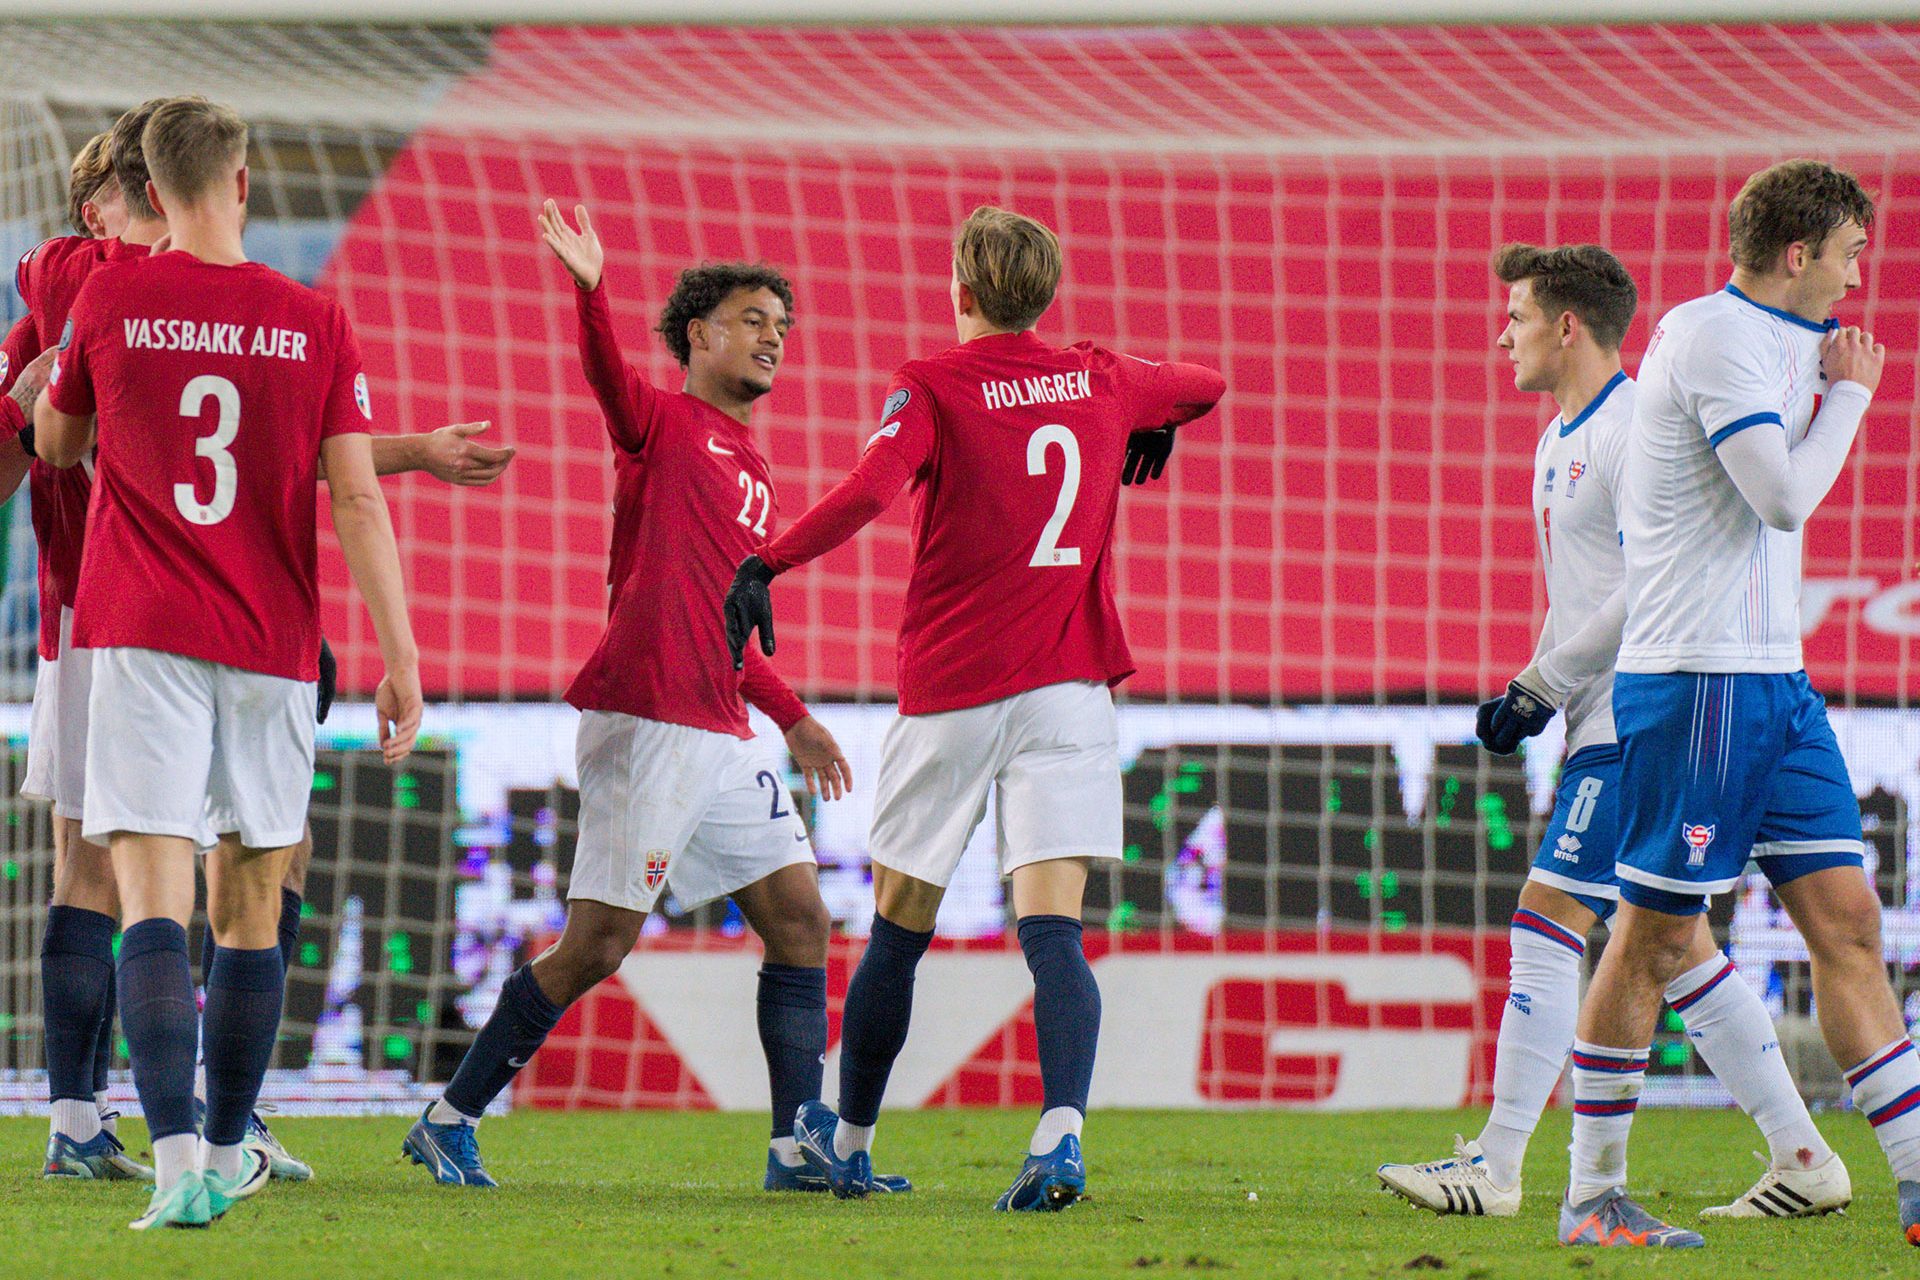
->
[129, 1170, 212, 1231]
[205, 1148, 271, 1219]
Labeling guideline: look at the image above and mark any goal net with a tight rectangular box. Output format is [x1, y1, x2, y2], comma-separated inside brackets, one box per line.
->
[0, 19, 1915, 1115]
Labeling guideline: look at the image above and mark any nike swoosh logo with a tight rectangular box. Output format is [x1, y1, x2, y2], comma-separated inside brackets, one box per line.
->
[794, 832, 809, 843]
[507, 1057, 528, 1069]
[707, 438, 735, 456]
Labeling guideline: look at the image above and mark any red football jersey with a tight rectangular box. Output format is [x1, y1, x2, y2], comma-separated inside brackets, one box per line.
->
[6, 236, 149, 658]
[47, 252, 370, 681]
[563, 282, 806, 738]
[760, 330, 1224, 715]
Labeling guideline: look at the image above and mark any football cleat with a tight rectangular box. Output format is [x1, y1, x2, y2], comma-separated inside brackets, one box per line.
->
[1900, 1179, 1920, 1246]
[1376, 1135, 1520, 1217]
[1700, 1151, 1850, 1219]
[43, 1127, 154, 1182]
[763, 1148, 911, 1194]
[205, 1147, 272, 1220]
[1559, 1188, 1704, 1248]
[245, 1107, 313, 1182]
[402, 1107, 497, 1188]
[129, 1170, 212, 1231]
[993, 1134, 1086, 1213]
[792, 1101, 874, 1199]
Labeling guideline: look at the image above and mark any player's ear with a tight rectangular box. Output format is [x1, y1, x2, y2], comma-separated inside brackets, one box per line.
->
[687, 317, 708, 355]
[145, 180, 166, 221]
[1784, 240, 1807, 277]
[236, 166, 249, 207]
[954, 279, 977, 319]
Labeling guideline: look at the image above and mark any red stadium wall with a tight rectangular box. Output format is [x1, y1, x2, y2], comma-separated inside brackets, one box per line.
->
[516, 930, 1510, 1112]
[315, 26, 1920, 704]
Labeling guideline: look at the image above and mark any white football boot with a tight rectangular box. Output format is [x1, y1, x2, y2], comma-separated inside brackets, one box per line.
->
[1700, 1151, 1851, 1219]
[1376, 1135, 1521, 1217]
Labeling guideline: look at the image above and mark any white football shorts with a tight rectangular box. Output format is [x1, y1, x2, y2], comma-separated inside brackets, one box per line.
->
[568, 710, 815, 915]
[22, 606, 91, 821]
[83, 646, 315, 850]
[868, 679, 1122, 888]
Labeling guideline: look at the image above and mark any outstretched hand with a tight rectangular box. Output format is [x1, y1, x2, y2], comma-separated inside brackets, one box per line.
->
[423, 421, 515, 487]
[723, 555, 778, 671]
[537, 199, 605, 292]
[784, 715, 853, 802]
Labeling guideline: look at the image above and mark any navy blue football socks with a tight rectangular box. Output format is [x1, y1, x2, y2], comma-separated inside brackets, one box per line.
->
[1017, 914, 1101, 1117]
[201, 944, 285, 1147]
[758, 964, 828, 1139]
[93, 962, 116, 1096]
[278, 888, 304, 971]
[117, 918, 199, 1141]
[443, 964, 566, 1119]
[838, 915, 934, 1128]
[41, 905, 116, 1107]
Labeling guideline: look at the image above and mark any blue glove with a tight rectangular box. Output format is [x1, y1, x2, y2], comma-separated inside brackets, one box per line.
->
[1475, 674, 1557, 755]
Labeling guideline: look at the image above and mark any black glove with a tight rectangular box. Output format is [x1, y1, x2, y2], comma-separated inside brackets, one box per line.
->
[1122, 427, 1175, 485]
[15, 422, 35, 459]
[1474, 676, 1557, 755]
[723, 554, 777, 671]
[316, 635, 337, 724]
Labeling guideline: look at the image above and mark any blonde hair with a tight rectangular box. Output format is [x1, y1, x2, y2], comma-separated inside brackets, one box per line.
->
[65, 133, 114, 236]
[141, 96, 248, 207]
[953, 205, 1061, 332]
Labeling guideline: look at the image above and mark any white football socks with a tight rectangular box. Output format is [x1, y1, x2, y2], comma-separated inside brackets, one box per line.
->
[202, 1140, 244, 1181]
[96, 1090, 116, 1135]
[427, 1097, 477, 1127]
[1846, 1038, 1920, 1182]
[1029, 1106, 1084, 1157]
[1665, 951, 1833, 1171]
[833, 1119, 875, 1162]
[1477, 911, 1585, 1188]
[770, 1136, 804, 1167]
[152, 1132, 198, 1193]
[50, 1098, 100, 1144]
[1567, 1040, 1647, 1205]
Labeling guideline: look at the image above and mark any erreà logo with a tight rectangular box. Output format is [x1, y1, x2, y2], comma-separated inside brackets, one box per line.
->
[1681, 822, 1716, 868]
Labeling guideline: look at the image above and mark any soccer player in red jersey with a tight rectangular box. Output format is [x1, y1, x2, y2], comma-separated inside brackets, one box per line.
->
[724, 206, 1224, 1208]
[10, 103, 513, 1188]
[36, 97, 422, 1230]
[401, 201, 905, 1196]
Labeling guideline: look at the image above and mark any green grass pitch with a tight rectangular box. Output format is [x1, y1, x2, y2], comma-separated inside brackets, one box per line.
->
[0, 1108, 1905, 1278]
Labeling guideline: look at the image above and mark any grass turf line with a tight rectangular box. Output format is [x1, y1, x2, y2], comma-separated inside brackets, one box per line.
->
[0, 1108, 1904, 1279]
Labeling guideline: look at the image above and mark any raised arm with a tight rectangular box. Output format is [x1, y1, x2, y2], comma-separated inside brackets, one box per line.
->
[1714, 328, 1880, 533]
[317, 421, 516, 488]
[538, 199, 656, 455]
[1114, 352, 1226, 487]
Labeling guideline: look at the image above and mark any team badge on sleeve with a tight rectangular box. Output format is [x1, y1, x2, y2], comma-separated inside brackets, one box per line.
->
[881, 387, 910, 422]
[353, 371, 372, 419]
[1681, 822, 1716, 868]
[57, 318, 73, 351]
[0, 351, 9, 386]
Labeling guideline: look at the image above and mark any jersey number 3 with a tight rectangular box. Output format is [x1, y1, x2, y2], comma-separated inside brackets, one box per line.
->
[175, 373, 240, 526]
[1027, 424, 1082, 568]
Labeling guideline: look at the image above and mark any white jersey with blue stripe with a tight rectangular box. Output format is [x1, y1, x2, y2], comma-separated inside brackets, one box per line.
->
[1532, 371, 1632, 754]
[1618, 285, 1831, 674]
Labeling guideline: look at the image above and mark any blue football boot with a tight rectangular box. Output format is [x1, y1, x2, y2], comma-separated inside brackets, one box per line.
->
[245, 1107, 313, 1181]
[401, 1106, 497, 1188]
[793, 1101, 878, 1199]
[994, 1134, 1086, 1212]
[43, 1127, 154, 1181]
[1559, 1188, 1704, 1248]
[764, 1146, 912, 1194]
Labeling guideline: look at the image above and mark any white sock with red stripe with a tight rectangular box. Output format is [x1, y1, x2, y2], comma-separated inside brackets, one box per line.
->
[1846, 1038, 1920, 1182]
[1476, 908, 1584, 1188]
[1665, 951, 1832, 1171]
[1568, 1040, 1648, 1205]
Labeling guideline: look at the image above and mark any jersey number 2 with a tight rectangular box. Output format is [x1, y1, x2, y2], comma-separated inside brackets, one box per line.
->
[1027, 424, 1082, 568]
[175, 374, 240, 526]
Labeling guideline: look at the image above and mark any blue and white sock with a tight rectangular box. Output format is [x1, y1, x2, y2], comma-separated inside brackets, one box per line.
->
[835, 915, 934, 1159]
[1018, 915, 1100, 1157]
[1667, 952, 1832, 1171]
[201, 944, 285, 1151]
[117, 918, 199, 1190]
[1477, 908, 1584, 1188]
[758, 963, 826, 1163]
[1846, 1038, 1920, 1182]
[41, 905, 116, 1142]
[1567, 1040, 1648, 1205]
[439, 964, 566, 1122]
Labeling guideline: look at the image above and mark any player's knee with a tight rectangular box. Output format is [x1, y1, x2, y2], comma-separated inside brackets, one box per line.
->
[758, 894, 830, 967]
[1804, 905, 1884, 970]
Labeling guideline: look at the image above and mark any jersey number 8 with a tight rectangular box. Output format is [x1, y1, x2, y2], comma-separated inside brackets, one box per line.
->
[175, 373, 240, 526]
